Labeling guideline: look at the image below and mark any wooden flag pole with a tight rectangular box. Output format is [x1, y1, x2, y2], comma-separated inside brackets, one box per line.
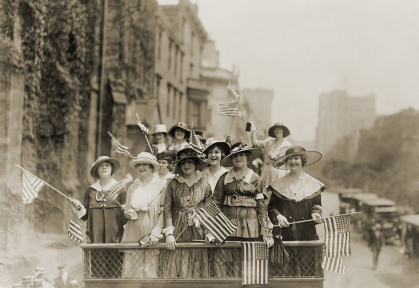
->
[136, 113, 153, 152]
[273, 212, 361, 226]
[15, 164, 71, 201]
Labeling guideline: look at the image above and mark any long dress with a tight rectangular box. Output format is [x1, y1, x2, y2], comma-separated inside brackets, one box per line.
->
[167, 141, 190, 153]
[121, 177, 166, 278]
[267, 173, 325, 276]
[163, 173, 212, 278]
[212, 169, 272, 277]
[251, 137, 292, 187]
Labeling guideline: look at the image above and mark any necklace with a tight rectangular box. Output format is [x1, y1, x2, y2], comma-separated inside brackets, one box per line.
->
[288, 173, 304, 198]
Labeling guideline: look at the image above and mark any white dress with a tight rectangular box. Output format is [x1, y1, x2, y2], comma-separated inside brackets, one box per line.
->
[202, 167, 229, 193]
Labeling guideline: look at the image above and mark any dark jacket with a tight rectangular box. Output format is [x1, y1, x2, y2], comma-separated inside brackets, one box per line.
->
[368, 229, 385, 251]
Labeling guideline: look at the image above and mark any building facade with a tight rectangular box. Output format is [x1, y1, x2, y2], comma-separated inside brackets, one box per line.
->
[316, 90, 375, 155]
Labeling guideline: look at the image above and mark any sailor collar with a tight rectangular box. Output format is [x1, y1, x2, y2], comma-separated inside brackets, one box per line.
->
[270, 173, 325, 202]
[224, 169, 254, 185]
[90, 178, 118, 192]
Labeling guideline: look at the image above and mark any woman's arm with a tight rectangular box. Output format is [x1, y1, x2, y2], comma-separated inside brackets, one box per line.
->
[212, 175, 226, 208]
[255, 178, 272, 237]
[163, 179, 175, 236]
[249, 122, 269, 148]
[79, 189, 90, 221]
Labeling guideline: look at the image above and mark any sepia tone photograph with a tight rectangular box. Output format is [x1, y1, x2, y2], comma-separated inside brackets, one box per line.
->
[1, 0, 419, 287]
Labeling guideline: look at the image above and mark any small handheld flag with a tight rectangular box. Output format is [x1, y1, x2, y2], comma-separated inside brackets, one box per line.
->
[21, 170, 45, 204]
[227, 81, 240, 100]
[215, 101, 239, 117]
[108, 173, 133, 199]
[67, 200, 84, 243]
[107, 131, 133, 158]
[189, 130, 205, 152]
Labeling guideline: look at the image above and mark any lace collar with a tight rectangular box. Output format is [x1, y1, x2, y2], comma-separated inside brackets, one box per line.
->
[90, 178, 118, 192]
[224, 169, 254, 185]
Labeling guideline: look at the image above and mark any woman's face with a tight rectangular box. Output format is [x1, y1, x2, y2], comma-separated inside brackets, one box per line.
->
[232, 152, 248, 169]
[174, 129, 186, 141]
[154, 133, 166, 144]
[180, 159, 196, 175]
[207, 146, 222, 166]
[273, 127, 284, 139]
[136, 163, 153, 178]
[158, 159, 170, 175]
[97, 162, 112, 178]
[287, 155, 303, 171]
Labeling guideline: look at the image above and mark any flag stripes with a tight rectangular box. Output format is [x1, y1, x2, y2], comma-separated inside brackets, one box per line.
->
[107, 131, 132, 157]
[109, 180, 127, 199]
[242, 242, 269, 285]
[67, 202, 84, 243]
[22, 170, 45, 204]
[189, 130, 205, 152]
[322, 255, 345, 275]
[215, 101, 239, 117]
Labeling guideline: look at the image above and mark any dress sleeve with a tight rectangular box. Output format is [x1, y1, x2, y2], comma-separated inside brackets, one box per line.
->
[163, 179, 175, 235]
[212, 174, 226, 208]
[254, 176, 272, 237]
[250, 130, 269, 148]
[267, 188, 282, 225]
[80, 188, 90, 221]
[311, 194, 322, 217]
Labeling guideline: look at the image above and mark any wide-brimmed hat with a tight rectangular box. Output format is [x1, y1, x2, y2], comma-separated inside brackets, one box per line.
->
[152, 124, 167, 135]
[168, 122, 190, 139]
[273, 145, 322, 170]
[220, 142, 262, 167]
[174, 148, 208, 174]
[203, 138, 231, 156]
[156, 150, 176, 162]
[90, 156, 120, 179]
[129, 152, 160, 171]
[268, 122, 290, 138]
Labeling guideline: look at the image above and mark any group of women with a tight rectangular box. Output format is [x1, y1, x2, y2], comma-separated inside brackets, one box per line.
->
[72, 120, 326, 278]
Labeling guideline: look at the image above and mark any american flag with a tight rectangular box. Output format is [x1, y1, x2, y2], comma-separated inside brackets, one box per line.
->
[21, 170, 45, 204]
[107, 131, 132, 157]
[242, 242, 269, 285]
[67, 201, 84, 243]
[215, 101, 239, 117]
[227, 81, 240, 100]
[322, 214, 351, 274]
[189, 130, 205, 152]
[194, 198, 237, 243]
[108, 174, 132, 199]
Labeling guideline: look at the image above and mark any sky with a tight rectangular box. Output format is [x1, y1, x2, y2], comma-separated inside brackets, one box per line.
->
[159, 0, 419, 141]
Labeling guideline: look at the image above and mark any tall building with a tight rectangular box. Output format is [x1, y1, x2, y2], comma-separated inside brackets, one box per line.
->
[316, 90, 375, 155]
[242, 89, 274, 139]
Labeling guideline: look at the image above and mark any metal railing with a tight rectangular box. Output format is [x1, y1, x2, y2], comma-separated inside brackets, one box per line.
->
[81, 240, 324, 281]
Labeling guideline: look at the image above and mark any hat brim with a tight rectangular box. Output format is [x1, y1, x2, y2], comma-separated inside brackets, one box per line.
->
[90, 158, 120, 179]
[273, 151, 322, 170]
[168, 126, 190, 139]
[268, 125, 290, 138]
[152, 131, 167, 135]
[220, 148, 262, 167]
[174, 156, 209, 175]
[203, 141, 231, 156]
[129, 159, 160, 172]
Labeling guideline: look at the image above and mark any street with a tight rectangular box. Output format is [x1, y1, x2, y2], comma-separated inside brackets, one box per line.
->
[320, 192, 419, 288]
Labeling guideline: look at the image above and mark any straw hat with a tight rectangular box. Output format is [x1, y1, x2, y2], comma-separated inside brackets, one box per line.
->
[90, 156, 120, 179]
[273, 145, 322, 170]
[152, 124, 167, 135]
[174, 148, 208, 174]
[203, 138, 231, 156]
[268, 122, 290, 138]
[168, 122, 190, 139]
[220, 142, 262, 167]
[129, 152, 160, 171]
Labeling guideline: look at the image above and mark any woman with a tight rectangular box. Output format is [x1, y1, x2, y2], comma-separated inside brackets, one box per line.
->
[267, 146, 324, 276]
[121, 152, 164, 278]
[167, 122, 190, 152]
[202, 138, 230, 193]
[72, 156, 126, 277]
[154, 150, 176, 182]
[163, 148, 212, 278]
[249, 122, 292, 187]
[152, 124, 168, 153]
[213, 142, 273, 277]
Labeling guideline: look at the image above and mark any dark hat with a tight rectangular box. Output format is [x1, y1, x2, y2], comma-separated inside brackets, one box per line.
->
[220, 142, 262, 167]
[156, 150, 176, 162]
[168, 122, 191, 139]
[90, 156, 120, 179]
[203, 138, 231, 156]
[273, 145, 322, 170]
[268, 122, 290, 138]
[174, 148, 208, 174]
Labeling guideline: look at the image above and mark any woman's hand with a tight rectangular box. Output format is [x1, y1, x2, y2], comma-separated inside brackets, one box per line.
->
[71, 199, 83, 210]
[263, 236, 274, 248]
[124, 209, 137, 220]
[276, 214, 289, 228]
[149, 234, 160, 246]
[205, 233, 216, 244]
[166, 235, 176, 250]
[312, 213, 323, 224]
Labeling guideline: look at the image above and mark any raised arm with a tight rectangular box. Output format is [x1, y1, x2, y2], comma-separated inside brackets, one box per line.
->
[249, 122, 269, 148]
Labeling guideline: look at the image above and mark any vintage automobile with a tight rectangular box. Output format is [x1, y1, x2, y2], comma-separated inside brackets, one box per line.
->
[360, 197, 398, 242]
[400, 214, 419, 258]
[349, 193, 378, 232]
[329, 188, 363, 215]
[81, 240, 325, 288]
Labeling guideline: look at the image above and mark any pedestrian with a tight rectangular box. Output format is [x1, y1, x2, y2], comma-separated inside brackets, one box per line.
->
[152, 124, 168, 153]
[249, 122, 292, 187]
[167, 122, 191, 152]
[54, 264, 69, 288]
[121, 152, 165, 278]
[368, 222, 385, 270]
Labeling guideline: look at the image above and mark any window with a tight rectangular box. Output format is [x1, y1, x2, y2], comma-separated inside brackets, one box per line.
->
[179, 92, 183, 121]
[168, 39, 173, 69]
[174, 46, 178, 76]
[156, 74, 161, 97]
[167, 83, 171, 117]
[191, 100, 200, 127]
[173, 88, 178, 119]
